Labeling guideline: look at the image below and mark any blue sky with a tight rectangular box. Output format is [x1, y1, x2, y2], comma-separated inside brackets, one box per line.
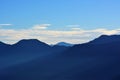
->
[0, 0, 120, 44]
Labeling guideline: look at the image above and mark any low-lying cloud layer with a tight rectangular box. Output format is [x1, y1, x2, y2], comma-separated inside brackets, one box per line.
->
[0, 24, 120, 44]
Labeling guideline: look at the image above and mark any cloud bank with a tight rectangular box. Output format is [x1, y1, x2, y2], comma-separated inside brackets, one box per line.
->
[0, 24, 120, 44]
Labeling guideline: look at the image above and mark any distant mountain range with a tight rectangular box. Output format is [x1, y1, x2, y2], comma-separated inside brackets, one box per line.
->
[55, 42, 74, 47]
[0, 35, 120, 80]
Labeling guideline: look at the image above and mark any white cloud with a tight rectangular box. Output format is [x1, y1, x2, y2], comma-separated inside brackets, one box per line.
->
[0, 24, 120, 44]
[67, 24, 82, 31]
[32, 24, 51, 30]
[0, 24, 12, 26]
[71, 27, 82, 31]
[67, 25, 80, 28]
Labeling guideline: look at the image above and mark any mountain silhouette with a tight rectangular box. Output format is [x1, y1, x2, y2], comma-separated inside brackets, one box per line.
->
[12, 39, 52, 53]
[0, 39, 69, 71]
[0, 42, 11, 55]
[1, 35, 120, 80]
[13, 39, 50, 48]
[55, 42, 74, 47]
[0, 41, 11, 49]
[89, 35, 120, 44]
[61, 35, 120, 57]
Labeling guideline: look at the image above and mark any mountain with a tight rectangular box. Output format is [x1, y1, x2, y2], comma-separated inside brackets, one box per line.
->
[51, 42, 73, 53]
[12, 39, 52, 53]
[1, 35, 120, 80]
[0, 41, 9, 46]
[61, 35, 120, 57]
[56, 35, 120, 79]
[0, 39, 70, 71]
[0, 39, 70, 55]
[13, 39, 49, 47]
[55, 42, 74, 47]
[0, 41, 11, 48]
[0, 42, 11, 55]
[89, 35, 120, 44]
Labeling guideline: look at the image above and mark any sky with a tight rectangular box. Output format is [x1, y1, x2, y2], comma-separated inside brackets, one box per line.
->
[0, 0, 120, 44]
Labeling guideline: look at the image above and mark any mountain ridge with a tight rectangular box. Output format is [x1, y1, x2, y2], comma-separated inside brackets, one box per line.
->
[1, 34, 119, 46]
[1, 34, 120, 80]
[55, 42, 74, 47]
[89, 34, 120, 44]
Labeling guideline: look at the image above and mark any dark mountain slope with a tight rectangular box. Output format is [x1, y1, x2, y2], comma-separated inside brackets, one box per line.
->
[1, 35, 120, 80]
[0, 39, 69, 55]
[89, 35, 120, 44]
[0, 42, 11, 55]
[62, 35, 120, 57]
[0, 39, 69, 71]
[12, 39, 51, 53]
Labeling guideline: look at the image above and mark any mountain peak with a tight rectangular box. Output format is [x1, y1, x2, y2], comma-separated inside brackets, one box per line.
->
[89, 34, 120, 44]
[13, 39, 50, 48]
[14, 39, 45, 44]
[17, 39, 40, 42]
[99, 35, 109, 38]
[55, 42, 74, 47]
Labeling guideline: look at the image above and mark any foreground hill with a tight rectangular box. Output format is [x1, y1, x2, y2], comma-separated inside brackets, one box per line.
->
[0, 39, 69, 71]
[0, 35, 120, 80]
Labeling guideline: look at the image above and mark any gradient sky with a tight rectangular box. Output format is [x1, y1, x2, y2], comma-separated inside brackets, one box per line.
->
[0, 0, 120, 44]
